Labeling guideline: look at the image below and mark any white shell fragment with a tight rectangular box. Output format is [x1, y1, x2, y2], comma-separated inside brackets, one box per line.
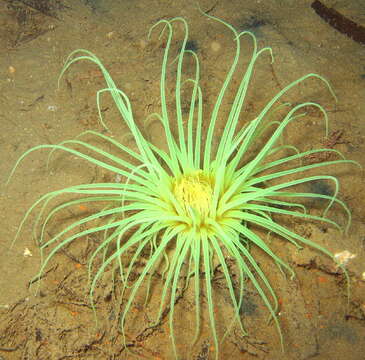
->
[23, 247, 33, 257]
[334, 250, 356, 266]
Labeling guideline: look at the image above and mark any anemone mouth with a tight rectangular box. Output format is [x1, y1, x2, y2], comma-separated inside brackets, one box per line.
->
[172, 170, 214, 218]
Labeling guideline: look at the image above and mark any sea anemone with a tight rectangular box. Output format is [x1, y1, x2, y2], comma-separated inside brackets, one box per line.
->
[8, 13, 358, 359]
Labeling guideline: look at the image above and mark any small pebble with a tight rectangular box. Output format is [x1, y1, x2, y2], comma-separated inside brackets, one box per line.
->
[106, 31, 114, 39]
[334, 250, 356, 266]
[210, 41, 221, 52]
[23, 247, 32, 257]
